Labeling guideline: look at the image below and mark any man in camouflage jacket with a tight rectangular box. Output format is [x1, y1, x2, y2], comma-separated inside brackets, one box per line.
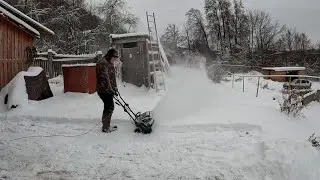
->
[96, 48, 119, 133]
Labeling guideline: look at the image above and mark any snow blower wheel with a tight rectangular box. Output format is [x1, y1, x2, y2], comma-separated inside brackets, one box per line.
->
[135, 128, 141, 133]
[114, 91, 155, 134]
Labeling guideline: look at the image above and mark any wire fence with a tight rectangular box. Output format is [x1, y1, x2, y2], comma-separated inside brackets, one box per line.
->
[207, 64, 320, 99]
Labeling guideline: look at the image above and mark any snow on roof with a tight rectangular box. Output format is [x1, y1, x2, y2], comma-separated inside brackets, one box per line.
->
[262, 67, 306, 72]
[110, 32, 149, 39]
[54, 53, 96, 59]
[53, 57, 94, 62]
[0, 0, 55, 35]
[62, 63, 96, 67]
[0, 6, 40, 37]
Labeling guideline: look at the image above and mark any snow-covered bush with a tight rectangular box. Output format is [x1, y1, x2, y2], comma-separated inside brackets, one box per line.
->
[278, 90, 304, 117]
[235, 77, 242, 82]
[261, 82, 269, 89]
[206, 65, 227, 83]
[308, 134, 320, 150]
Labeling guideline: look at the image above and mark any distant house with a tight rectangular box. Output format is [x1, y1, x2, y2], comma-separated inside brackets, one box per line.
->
[0, 0, 54, 89]
[262, 67, 306, 82]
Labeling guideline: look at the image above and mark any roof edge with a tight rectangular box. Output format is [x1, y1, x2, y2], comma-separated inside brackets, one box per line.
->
[110, 33, 149, 39]
[0, 6, 40, 38]
[262, 67, 306, 72]
[0, 0, 55, 36]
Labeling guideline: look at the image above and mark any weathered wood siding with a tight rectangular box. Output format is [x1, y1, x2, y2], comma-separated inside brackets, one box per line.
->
[0, 17, 34, 89]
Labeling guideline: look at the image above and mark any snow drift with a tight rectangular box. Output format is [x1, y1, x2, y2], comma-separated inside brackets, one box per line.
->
[0, 67, 43, 111]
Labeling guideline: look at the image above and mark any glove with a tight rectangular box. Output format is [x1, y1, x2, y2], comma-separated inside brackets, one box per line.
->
[113, 88, 119, 96]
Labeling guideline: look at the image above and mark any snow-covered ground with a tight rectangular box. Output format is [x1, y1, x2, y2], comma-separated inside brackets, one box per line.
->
[1, 65, 320, 180]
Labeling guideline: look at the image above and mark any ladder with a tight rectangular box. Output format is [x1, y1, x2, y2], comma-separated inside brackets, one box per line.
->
[146, 12, 166, 92]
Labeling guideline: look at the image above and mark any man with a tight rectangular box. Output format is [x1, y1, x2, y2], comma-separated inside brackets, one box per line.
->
[96, 48, 119, 133]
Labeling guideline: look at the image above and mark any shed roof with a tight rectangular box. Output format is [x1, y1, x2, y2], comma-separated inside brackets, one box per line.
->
[0, 0, 55, 36]
[262, 67, 306, 72]
[0, 6, 40, 37]
[110, 32, 149, 40]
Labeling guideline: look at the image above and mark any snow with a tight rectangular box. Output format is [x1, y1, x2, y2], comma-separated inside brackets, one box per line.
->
[54, 53, 96, 59]
[61, 63, 96, 67]
[0, 67, 43, 112]
[110, 32, 149, 39]
[0, 0, 55, 35]
[262, 67, 306, 72]
[0, 6, 40, 37]
[1, 64, 320, 179]
[53, 58, 94, 62]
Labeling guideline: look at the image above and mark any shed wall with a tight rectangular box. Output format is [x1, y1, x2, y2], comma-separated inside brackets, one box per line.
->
[270, 71, 287, 82]
[113, 38, 150, 88]
[0, 17, 33, 89]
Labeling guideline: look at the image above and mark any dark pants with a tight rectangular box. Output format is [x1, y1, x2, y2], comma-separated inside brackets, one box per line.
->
[98, 93, 114, 129]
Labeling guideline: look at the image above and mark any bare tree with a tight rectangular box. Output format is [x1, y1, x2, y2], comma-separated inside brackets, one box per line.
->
[300, 33, 311, 50]
[284, 27, 294, 51]
[160, 24, 183, 59]
[205, 0, 223, 49]
[316, 41, 320, 51]
[183, 24, 192, 53]
[185, 8, 210, 56]
[293, 31, 302, 50]
[247, 9, 259, 53]
[96, 0, 138, 34]
[255, 10, 284, 52]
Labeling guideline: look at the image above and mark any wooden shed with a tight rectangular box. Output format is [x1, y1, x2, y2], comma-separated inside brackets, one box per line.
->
[0, 0, 55, 89]
[262, 67, 306, 82]
[110, 33, 171, 90]
[110, 33, 153, 88]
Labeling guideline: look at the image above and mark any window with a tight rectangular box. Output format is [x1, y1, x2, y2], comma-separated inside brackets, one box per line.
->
[123, 42, 138, 48]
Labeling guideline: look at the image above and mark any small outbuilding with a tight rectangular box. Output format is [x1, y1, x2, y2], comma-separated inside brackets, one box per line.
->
[262, 67, 306, 82]
[110, 33, 168, 89]
[0, 0, 55, 89]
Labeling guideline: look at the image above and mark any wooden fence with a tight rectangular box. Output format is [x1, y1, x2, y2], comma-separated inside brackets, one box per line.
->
[33, 49, 102, 78]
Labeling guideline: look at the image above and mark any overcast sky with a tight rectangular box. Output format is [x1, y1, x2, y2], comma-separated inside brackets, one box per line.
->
[92, 0, 320, 43]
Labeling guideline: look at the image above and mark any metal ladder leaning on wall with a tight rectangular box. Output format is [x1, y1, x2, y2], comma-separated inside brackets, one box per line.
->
[146, 12, 166, 92]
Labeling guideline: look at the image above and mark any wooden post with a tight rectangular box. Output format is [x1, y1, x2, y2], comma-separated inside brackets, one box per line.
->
[256, 77, 260, 97]
[48, 49, 53, 78]
[289, 76, 292, 92]
[232, 75, 235, 88]
[242, 76, 245, 92]
[97, 51, 102, 62]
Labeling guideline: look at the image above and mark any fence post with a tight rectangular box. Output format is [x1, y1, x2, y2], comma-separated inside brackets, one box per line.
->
[242, 76, 245, 92]
[289, 76, 292, 91]
[232, 75, 235, 88]
[48, 49, 53, 78]
[256, 77, 260, 97]
[97, 51, 102, 62]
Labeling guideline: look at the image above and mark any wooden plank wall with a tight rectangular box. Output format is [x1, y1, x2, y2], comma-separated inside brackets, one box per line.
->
[0, 17, 33, 89]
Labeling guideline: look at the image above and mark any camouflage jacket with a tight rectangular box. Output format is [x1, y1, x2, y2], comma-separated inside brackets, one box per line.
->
[96, 58, 117, 94]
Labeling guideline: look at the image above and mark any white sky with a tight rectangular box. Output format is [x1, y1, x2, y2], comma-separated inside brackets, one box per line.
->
[90, 0, 320, 43]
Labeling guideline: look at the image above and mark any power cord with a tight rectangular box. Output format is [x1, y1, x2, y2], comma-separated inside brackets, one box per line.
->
[4, 120, 101, 142]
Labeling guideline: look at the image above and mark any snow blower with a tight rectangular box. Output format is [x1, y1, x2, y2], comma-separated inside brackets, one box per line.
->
[113, 91, 155, 134]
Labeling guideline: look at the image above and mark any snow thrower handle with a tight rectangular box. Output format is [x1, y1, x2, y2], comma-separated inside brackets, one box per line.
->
[113, 91, 139, 120]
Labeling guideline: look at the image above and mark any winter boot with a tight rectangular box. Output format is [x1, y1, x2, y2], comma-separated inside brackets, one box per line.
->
[102, 126, 117, 133]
